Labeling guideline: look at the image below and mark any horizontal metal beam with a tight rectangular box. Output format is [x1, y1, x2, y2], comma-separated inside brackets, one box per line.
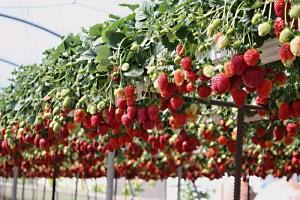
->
[0, 13, 62, 38]
[0, 58, 18, 66]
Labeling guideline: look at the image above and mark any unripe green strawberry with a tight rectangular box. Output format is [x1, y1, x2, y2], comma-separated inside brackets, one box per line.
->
[217, 35, 230, 49]
[87, 104, 97, 115]
[258, 22, 271, 37]
[121, 63, 130, 71]
[97, 101, 106, 111]
[289, 5, 300, 19]
[53, 122, 61, 133]
[52, 106, 60, 115]
[53, 115, 60, 122]
[226, 28, 234, 35]
[61, 88, 70, 97]
[63, 96, 72, 108]
[203, 65, 214, 77]
[290, 36, 300, 56]
[43, 112, 52, 120]
[49, 121, 55, 128]
[198, 44, 206, 52]
[233, 40, 241, 49]
[212, 19, 222, 28]
[78, 95, 88, 104]
[251, 13, 262, 25]
[174, 56, 181, 64]
[56, 91, 62, 99]
[279, 28, 294, 43]
[130, 42, 140, 51]
[252, 0, 262, 9]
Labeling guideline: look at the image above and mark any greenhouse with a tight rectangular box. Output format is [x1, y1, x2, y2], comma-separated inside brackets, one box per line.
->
[0, 0, 300, 200]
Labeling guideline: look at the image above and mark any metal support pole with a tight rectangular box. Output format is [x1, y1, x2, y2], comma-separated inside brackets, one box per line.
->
[106, 151, 115, 200]
[32, 179, 35, 200]
[128, 180, 134, 200]
[43, 178, 46, 200]
[12, 166, 19, 200]
[177, 166, 183, 200]
[164, 179, 167, 200]
[4, 178, 7, 199]
[114, 178, 117, 200]
[52, 153, 58, 200]
[22, 178, 25, 200]
[247, 177, 250, 200]
[84, 179, 90, 200]
[94, 178, 97, 200]
[192, 182, 201, 200]
[233, 108, 245, 200]
[74, 175, 78, 200]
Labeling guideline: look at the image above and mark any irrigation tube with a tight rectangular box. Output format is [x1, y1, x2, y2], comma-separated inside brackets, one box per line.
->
[0, 13, 62, 38]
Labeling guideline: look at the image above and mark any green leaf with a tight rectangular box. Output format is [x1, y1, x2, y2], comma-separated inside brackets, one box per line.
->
[89, 24, 103, 37]
[81, 49, 96, 61]
[102, 30, 126, 48]
[108, 14, 120, 20]
[124, 66, 144, 77]
[119, 3, 139, 11]
[96, 45, 111, 63]
[175, 26, 189, 39]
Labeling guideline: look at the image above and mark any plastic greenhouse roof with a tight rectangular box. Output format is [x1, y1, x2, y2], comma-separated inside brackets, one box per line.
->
[0, 0, 140, 88]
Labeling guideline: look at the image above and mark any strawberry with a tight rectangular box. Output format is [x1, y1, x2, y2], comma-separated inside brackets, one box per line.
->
[173, 69, 185, 86]
[39, 138, 47, 149]
[273, 127, 285, 141]
[274, 71, 287, 86]
[244, 48, 260, 66]
[279, 43, 295, 67]
[67, 122, 81, 134]
[292, 100, 300, 117]
[224, 61, 234, 78]
[278, 102, 293, 120]
[116, 98, 127, 110]
[170, 96, 185, 110]
[286, 123, 298, 137]
[121, 114, 132, 127]
[217, 136, 227, 146]
[231, 54, 248, 75]
[279, 28, 294, 43]
[74, 109, 86, 123]
[185, 70, 197, 83]
[256, 127, 266, 137]
[258, 22, 271, 37]
[180, 57, 192, 70]
[147, 105, 160, 121]
[227, 140, 236, 153]
[211, 73, 231, 94]
[124, 84, 135, 97]
[127, 106, 137, 120]
[197, 85, 212, 99]
[186, 82, 195, 92]
[274, 0, 289, 18]
[290, 36, 300, 56]
[91, 114, 102, 128]
[230, 88, 247, 108]
[230, 75, 242, 89]
[176, 44, 186, 57]
[97, 123, 110, 135]
[157, 73, 169, 90]
[242, 67, 265, 88]
[274, 17, 285, 37]
[256, 79, 272, 99]
[289, 5, 300, 19]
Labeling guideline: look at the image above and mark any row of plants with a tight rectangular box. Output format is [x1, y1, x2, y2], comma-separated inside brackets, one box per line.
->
[0, 0, 299, 181]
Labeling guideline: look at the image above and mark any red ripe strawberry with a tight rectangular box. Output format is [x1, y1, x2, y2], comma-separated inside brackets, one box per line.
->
[185, 70, 197, 83]
[82, 116, 92, 129]
[199, 74, 211, 82]
[121, 114, 132, 127]
[39, 138, 47, 149]
[230, 88, 247, 108]
[256, 127, 266, 137]
[242, 67, 265, 88]
[292, 100, 300, 117]
[274, 0, 290, 18]
[147, 105, 160, 121]
[97, 123, 110, 135]
[197, 85, 212, 99]
[116, 98, 127, 110]
[91, 114, 102, 128]
[186, 82, 195, 92]
[273, 127, 285, 141]
[244, 48, 260, 66]
[256, 97, 268, 105]
[124, 84, 135, 97]
[230, 75, 242, 89]
[217, 136, 227, 146]
[176, 44, 186, 57]
[127, 106, 137, 120]
[231, 54, 248, 75]
[180, 57, 192, 70]
[170, 96, 185, 110]
[274, 71, 287, 86]
[174, 69, 185, 86]
[227, 140, 236, 153]
[278, 102, 293, 120]
[74, 109, 86, 123]
[279, 43, 295, 67]
[286, 123, 298, 137]
[211, 73, 231, 94]
[274, 17, 285, 37]
[157, 73, 169, 90]
[256, 79, 272, 99]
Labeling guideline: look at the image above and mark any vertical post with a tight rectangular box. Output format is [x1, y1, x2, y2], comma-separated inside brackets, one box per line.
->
[4, 178, 7, 199]
[74, 175, 78, 200]
[84, 179, 90, 200]
[12, 166, 19, 200]
[106, 151, 115, 200]
[128, 180, 134, 200]
[247, 177, 250, 200]
[94, 178, 97, 200]
[177, 166, 183, 200]
[32, 179, 35, 200]
[233, 108, 245, 200]
[42, 178, 46, 200]
[164, 179, 167, 200]
[22, 178, 25, 200]
[114, 178, 117, 200]
[52, 153, 58, 200]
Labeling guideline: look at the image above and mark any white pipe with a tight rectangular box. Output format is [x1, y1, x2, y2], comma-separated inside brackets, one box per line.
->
[106, 151, 115, 200]
[12, 166, 18, 200]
